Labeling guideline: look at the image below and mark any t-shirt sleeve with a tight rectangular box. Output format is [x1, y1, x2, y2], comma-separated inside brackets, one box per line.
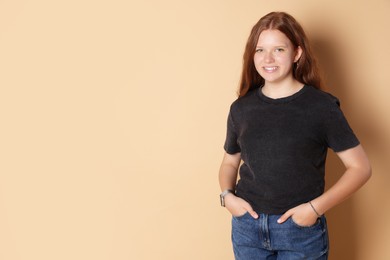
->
[223, 111, 241, 154]
[324, 98, 360, 152]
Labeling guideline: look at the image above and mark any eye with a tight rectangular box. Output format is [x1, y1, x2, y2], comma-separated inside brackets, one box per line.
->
[255, 48, 263, 53]
[275, 48, 285, 52]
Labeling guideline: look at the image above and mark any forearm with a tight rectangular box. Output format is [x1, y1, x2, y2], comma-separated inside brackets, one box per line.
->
[219, 164, 238, 191]
[218, 153, 258, 218]
[218, 152, 241, 192]
[312, 162, 371, 215]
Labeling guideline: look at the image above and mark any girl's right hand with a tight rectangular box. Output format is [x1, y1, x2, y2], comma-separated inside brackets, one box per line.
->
[224, 193, 258, 219]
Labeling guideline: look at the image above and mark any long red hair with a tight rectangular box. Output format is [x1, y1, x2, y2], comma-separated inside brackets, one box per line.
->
[238, 12, 322, 97]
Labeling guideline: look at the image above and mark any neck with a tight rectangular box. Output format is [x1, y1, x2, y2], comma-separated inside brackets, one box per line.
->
[262, 79, 304, 99]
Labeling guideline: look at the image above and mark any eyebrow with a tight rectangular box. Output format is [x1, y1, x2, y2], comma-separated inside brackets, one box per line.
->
[256, 45, 288, 48]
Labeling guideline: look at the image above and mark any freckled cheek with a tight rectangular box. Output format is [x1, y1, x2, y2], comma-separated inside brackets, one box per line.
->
[253, 54, 265, 66]
[253, 55, 263, 64]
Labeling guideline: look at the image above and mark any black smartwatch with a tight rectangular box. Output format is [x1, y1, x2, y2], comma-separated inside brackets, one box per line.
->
[220, 189, 235, 207]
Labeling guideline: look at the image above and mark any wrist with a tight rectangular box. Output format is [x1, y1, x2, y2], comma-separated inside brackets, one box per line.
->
[220, 189, 235, 207]
[308, 201, 322, 217]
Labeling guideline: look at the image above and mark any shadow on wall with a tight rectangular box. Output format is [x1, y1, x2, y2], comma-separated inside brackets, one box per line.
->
[312, 26, 390, 257]
[311, 37, 358, 260]
[325, 152, 357, 260]
[311, 36, 386, 259]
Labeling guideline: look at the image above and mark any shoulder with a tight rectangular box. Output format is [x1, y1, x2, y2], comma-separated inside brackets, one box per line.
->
[230, 87, 259, 111]
[304, 85, 340, 109]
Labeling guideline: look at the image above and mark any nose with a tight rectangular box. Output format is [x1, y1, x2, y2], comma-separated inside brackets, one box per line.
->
[264, 51, 274, 63]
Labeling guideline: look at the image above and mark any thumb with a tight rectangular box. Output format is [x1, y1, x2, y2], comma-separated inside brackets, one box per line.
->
[277, 211, 292, 224]
[245, 206, 258, 219]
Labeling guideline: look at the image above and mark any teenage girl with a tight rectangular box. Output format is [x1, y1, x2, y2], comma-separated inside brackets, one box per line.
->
[218, 12, 371, 259]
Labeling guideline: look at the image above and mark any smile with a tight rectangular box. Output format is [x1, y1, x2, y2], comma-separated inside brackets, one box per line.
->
[263, 66, 278, 72]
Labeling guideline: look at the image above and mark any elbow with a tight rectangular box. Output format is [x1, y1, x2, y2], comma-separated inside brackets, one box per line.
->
[360, 146, 373, 182]
[365, 163, 372, 181]
[360, 160, 372, 183]
[359, 148, 372, 182]
[351, 159, 372, 184]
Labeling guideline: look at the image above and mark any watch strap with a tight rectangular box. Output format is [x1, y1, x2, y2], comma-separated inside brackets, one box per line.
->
[220, 189, 235, 207]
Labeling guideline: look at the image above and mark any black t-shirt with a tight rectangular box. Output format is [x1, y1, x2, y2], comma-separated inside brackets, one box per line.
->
[224, 85, 360, 214]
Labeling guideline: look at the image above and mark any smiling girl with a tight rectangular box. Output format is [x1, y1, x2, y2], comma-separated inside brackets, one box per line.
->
[218, 12, 371, 259]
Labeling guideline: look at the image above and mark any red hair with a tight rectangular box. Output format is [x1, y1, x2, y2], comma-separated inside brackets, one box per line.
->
[238, 12, 322, 97]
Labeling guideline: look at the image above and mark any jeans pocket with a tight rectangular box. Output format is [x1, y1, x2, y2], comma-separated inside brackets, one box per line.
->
[290, 216, 321, 229]
[232, 211, 250, 220]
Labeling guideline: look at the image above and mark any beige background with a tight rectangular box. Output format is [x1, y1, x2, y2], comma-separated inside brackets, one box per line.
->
[0, 0, 389, 259]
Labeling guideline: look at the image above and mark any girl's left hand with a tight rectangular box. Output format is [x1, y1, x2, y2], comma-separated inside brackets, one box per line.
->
[277, 202, 319, 227]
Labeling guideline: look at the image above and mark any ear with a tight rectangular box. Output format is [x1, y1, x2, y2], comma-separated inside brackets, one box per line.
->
[294, 46, 303, 62]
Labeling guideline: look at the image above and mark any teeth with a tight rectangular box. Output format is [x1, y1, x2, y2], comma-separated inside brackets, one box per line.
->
[264, 66, 277, 72]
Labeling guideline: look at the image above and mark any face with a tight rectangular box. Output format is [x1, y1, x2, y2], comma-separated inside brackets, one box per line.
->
[253, 29, 302, 85]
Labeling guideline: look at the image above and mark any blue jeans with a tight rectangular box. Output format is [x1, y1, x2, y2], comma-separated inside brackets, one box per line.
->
[232, 212, 329, 259]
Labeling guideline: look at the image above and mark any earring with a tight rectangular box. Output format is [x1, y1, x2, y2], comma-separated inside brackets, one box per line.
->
[294, 60, 300, 70]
